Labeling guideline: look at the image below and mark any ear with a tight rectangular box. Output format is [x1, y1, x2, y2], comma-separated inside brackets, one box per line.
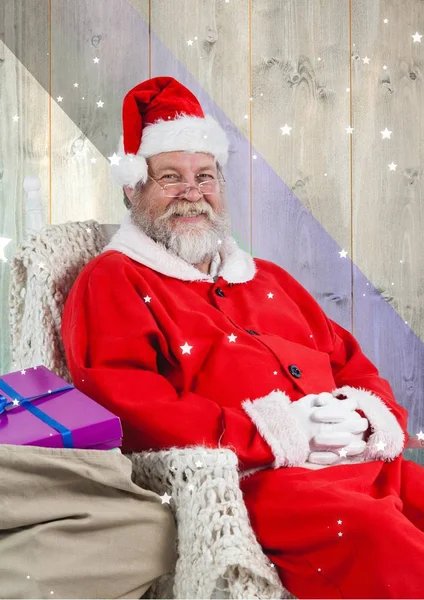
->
[123, 185, 137, 204]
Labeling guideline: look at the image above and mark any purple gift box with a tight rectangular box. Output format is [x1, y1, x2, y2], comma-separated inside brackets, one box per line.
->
[0, 365, 122, 450]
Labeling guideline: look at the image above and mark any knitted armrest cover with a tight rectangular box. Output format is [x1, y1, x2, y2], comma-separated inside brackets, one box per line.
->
[128, 448, 291, 599]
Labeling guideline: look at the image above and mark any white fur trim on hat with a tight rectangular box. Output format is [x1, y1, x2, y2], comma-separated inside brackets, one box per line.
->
[110, 113, 229, 188]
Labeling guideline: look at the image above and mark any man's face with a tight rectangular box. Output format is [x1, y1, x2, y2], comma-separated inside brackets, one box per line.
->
[124, 151, 232, 267]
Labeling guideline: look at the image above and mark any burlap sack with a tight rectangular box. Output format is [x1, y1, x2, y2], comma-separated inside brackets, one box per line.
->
[0, 444, 176, 599]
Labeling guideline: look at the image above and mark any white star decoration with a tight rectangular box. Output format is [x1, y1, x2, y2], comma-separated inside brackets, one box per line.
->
[160, 492, 172, 504]
[180, 342, 193, 355]
[337, 520, 343, 525]
[93, 57, 100, 63]
[267, 292, 274, 299]
[195, 460, 203, 468]
[13, 114, 20, 122]
[56, 96, 63, 102]
[338, 448, 348, 458]
[362, 56, 370, 64]
[339, 249, 348, 258]
[416, 431, 424, 440]
[187, 484, 195, 491]
[280, 124, 292, 135]
[375, 441, 387, 451]
[388, 162, 397, 171]
[412, 32, 422, 43]
[338, 532, 343, 537]
[228, 333, 237, 342]
[96, 100, 104, 108]
[380, 127, 392, 139]
[108, 153, 121, 166]
[144, 295, 151, 303]
[73, 82, 79, 88]
[345, 126, 354, 134]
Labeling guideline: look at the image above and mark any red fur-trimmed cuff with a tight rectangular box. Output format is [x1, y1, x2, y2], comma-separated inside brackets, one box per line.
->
[242, 389, 310, 468]
[332, 386, 405, 461]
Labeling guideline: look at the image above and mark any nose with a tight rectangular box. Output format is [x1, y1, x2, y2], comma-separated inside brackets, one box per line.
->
[183, 185, 203, 201]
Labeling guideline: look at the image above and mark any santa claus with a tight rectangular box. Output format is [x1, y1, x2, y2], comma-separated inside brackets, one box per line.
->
[61, 76, 424, 598]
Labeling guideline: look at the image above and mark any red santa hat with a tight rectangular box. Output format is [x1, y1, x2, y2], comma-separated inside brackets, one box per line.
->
[110, 76, 230, 188]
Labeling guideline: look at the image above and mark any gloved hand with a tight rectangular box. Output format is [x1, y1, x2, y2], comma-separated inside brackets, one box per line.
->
[288, 392, 369, 466]
[307, 392, 369, 465]
[308, 392, 369, 466]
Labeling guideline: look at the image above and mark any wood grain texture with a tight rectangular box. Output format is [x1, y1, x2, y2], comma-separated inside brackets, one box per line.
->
[151, 0, 250, 138]
[351, 0, 424, 435]
[0, 0, 49, 374]
[50, 0, 150, 225]
[251, 0, 352, 330]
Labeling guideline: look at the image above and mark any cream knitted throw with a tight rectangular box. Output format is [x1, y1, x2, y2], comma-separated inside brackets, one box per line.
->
[8, 219, 293, 600]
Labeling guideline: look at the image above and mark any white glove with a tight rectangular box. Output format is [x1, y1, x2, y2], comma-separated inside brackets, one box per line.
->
[307, 392, 369, 466]
[288, 393, 369, 464]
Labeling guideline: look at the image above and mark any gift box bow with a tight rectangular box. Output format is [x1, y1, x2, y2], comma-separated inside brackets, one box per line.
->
[0, 377, 76, 448]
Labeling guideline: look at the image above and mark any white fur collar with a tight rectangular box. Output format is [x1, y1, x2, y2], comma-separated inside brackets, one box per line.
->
[101, 212, 257, 284]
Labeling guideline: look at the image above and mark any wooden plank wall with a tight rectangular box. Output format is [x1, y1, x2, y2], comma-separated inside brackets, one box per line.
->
[1, 0, 423, 443]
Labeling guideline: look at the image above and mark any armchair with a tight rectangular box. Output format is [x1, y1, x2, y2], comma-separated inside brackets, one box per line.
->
[6, 176, 290, 599]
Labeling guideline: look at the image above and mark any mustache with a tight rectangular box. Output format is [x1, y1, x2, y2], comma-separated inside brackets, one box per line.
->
[167, 204, 213, 218]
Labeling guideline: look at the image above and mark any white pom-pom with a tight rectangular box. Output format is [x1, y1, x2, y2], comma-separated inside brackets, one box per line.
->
[110, 153, 148, 188]
[109, 134, 148, 188]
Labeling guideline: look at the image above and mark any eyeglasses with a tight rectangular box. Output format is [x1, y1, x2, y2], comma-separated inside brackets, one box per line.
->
[148, 174, 225, 198]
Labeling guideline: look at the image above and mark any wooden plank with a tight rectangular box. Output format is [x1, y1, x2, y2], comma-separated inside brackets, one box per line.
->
[150, 0, 251, 254]
[0, 0, 49, 376]
[50, 0, 149, 226]
[352, 0, 424, 434]
[251, 0, 352, 330]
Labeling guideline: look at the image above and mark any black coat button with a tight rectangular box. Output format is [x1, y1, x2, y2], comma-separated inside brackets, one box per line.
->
[215, 287, 225, 297]
[288, 365, 302, 378]
[246, 329, 260, 335]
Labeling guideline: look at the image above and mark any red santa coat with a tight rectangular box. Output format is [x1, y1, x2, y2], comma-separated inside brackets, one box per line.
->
[62, 213, 424, 598]
[61, 212, 407, 472]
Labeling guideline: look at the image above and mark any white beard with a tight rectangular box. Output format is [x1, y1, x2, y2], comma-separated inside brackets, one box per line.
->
[130, 200, 232, 266]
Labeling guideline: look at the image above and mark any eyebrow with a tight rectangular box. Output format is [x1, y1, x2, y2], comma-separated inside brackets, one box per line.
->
[157, 165, 216, 174]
